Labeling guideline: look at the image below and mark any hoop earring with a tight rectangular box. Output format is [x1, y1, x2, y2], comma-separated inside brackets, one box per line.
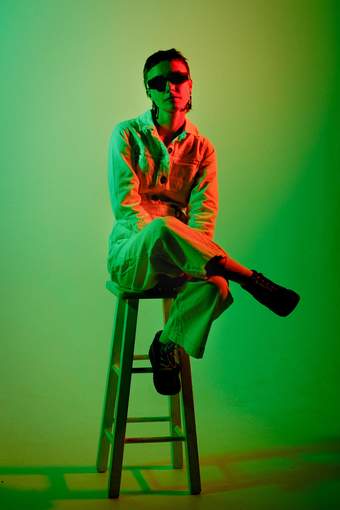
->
[186, 93, 192, 112]
[151, 101, 159, 119]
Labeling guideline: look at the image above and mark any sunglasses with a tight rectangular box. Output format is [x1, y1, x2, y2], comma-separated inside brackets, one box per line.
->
[147, 72, 189, 92]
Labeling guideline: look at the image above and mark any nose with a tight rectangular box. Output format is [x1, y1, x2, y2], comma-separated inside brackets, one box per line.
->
[165, 80, 177, 93]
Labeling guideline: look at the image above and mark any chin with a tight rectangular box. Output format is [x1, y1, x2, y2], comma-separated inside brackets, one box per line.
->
[163, 104, 182, 113]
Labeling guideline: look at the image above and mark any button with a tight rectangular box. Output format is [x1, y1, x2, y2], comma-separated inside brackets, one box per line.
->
[160, 175, 167, 184]
[168, 147, 173, 153]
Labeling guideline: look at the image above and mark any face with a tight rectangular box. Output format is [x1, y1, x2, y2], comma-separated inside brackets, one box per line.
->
[146, 59, 192, 114]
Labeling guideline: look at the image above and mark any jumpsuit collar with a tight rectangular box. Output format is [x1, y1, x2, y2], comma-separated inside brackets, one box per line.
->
[138, 109, 199, 142]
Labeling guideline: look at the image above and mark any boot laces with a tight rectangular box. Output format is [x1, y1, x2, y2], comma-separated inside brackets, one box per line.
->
[254, 272, 278, 292]
[159, 343, 178, 369]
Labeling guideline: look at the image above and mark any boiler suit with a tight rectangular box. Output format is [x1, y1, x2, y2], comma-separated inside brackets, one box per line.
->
[107, 109, 233, 358]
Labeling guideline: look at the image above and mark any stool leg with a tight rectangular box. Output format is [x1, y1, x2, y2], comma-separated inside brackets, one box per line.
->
[179, 348, 201, 495]
[169, 394, 183, 468]
[162, 297, 172, 323]
[162, 298, 184, 468]
[108, 298, 139, 498]
[96, 297, 125, 473]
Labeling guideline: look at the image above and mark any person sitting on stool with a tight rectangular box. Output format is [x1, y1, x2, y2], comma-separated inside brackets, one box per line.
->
[107, 48, 300, 396]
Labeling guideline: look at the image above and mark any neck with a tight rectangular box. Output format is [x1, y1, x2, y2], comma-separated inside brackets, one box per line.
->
[152, 109, 186, 138]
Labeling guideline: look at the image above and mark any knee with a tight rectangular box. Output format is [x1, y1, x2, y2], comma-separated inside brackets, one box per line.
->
[146, 218, 173, 255]
[148, 216, 179, 236]
[146, 217, 167, 238]
[206, 275, 230, 301]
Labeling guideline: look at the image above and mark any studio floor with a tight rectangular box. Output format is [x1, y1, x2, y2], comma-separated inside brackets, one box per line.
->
[1, 440, 340, 510]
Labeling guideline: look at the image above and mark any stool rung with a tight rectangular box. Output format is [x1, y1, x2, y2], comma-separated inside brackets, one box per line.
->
[125, 434, 185, 444]
[104, 425, 184, 444]
[112, 365, 153, 375]
[133, 354, 149, 360]
[127, 416, 170, 423]
[132, 367, 153, 373]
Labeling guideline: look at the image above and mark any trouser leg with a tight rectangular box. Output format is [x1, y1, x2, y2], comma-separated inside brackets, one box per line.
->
[109, 216, 244, 358]
[109, 216, 229, 292]
[160, 276, 233, 358]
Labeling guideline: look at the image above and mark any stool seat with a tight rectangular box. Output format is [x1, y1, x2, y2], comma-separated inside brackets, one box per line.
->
[106, 275, 188, 299]
[106, 281, 179, 300]
[96, 278, 201, 498]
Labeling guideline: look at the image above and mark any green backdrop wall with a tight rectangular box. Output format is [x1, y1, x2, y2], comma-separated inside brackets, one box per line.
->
[1, 0, 339, 498]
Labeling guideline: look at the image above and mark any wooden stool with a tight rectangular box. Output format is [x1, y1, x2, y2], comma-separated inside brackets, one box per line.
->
[96, 279, 201, 498]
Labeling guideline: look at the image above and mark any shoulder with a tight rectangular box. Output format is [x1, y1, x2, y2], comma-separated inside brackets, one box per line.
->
[111, 110, 151, 136]
[109, 111, 153, 151]
[108, 115, 140, 152]
[111, 115, 139, 138]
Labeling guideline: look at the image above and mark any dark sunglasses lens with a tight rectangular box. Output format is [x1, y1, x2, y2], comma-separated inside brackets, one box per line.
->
[148, 76, 166, 91]
[169, 72, 188, 84]
[148, 73, 189, 91]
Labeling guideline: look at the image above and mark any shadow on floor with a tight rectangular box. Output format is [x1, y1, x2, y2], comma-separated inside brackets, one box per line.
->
[0, 437, 340, 508]
[200, 437, 340, 495]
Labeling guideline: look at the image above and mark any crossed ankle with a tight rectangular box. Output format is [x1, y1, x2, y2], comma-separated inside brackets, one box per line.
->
[205, 256, 253, 284]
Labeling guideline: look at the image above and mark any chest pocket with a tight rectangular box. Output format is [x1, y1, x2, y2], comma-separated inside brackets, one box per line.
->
[169, 158, 199, 192]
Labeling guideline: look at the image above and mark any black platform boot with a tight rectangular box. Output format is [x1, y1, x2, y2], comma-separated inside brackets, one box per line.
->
[241, 270, 300, 317]
[149, 330, 181, 395]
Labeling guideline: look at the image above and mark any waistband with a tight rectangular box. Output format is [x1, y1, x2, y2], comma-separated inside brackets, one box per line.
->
[141, 197, 188, 222]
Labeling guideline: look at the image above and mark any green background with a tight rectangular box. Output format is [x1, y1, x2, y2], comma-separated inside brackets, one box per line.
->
[1, 0, 339, 507]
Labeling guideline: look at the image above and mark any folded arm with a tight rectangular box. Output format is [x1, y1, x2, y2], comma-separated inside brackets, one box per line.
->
[187, 141, 218, 239]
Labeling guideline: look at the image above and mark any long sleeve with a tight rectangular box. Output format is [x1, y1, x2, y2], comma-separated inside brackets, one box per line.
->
[187, 141, 218, 239]
[108, 124, 152, 231]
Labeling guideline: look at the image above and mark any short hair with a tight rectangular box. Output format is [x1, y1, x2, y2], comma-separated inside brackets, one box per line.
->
[143, 48, 191, 89]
